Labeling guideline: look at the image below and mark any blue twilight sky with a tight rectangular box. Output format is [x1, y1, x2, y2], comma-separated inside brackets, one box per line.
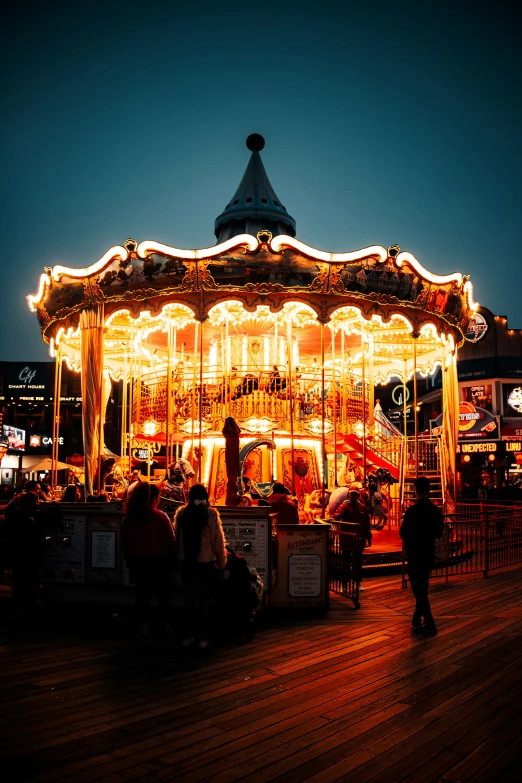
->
[2, 0, 521, 361]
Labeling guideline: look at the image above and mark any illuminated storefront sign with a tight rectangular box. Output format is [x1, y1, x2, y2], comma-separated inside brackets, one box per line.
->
[506, 441, 522, 452]
[457, 442, 497, 454]
[502, 426, 522, 438]
[0, 362, 54, 402]
[462, 384, 493, 412]
[431, 402, 500, 441]
[507, 387, 522, 413]
[29, 434, 64, 448]
[2, 424, 26, 453]
[458, 402, 498, 439]
[465, 312, 488, 344]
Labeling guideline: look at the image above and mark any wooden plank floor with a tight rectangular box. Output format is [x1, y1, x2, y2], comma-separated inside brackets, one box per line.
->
[1, 567, 522, 783]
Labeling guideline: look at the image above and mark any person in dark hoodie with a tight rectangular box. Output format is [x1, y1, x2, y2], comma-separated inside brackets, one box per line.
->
[400, 476, 444, 634]
[268, 482, 299, 524]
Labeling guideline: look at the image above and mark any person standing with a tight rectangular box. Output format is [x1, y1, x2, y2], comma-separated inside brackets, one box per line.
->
[10, 491, 43, 612]
[331, 486, 372, 591]
[331, 486, 372, 544]
[122, 482, 176, 640]
[174, 483, 227, 649]
[400, 476, 443, 634]
[60, 485, 82, 502]
[268, 482, 299, 524]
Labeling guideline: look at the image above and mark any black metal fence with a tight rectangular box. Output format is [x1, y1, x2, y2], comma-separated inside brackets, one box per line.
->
[402, 505, 522, 587]
[328, 522, 364, 608]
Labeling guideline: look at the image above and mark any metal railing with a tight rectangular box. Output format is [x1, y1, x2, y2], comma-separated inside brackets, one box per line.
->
[328, 522, 364, 608]
[402, 504, 522, 586]
[400, 435, 444, 512]
[133, 364, 370, 432]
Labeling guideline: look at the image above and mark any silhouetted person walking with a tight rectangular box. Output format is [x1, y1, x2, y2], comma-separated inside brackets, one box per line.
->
[400, 476, 443, 634]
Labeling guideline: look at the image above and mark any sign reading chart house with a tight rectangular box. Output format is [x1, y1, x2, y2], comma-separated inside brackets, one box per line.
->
[1, 362, 54, 402]
[465, 313, 488, 344]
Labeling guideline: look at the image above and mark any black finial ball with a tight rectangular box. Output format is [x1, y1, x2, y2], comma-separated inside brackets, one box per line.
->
[246, 133, 265, 152]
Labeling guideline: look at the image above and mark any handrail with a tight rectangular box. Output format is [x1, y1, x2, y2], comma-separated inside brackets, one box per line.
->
[402, 505, 522, 587]
[439, 432, 446, 508]
[374, 408, 403, 438]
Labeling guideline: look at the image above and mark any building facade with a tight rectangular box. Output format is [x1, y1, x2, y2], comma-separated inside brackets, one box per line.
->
[0, 361, 121, 486]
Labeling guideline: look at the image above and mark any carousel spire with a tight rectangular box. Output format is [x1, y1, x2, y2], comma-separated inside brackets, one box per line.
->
[214, 134, 296, 243]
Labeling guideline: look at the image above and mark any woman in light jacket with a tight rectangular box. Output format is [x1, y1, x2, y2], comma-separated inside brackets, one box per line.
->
[174, 483, 227, 649]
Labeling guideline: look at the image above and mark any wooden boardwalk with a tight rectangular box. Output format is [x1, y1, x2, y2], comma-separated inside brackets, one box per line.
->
[1, 567, 522, 783]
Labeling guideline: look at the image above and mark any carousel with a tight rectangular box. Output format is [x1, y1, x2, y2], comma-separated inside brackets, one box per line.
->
[27, 134, 476, 518]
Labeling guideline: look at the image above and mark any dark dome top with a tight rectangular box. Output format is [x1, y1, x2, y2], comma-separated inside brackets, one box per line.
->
[246, 133, 265, 152]
[214, 136, 296, 243]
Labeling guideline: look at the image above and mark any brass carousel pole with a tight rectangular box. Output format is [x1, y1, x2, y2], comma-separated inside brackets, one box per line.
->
[331, 320, 338, 486]
[225, 316, 229, 418]
[341, 326, 346, 427]
[96, 304, 105, 494]
[51, 344, 59, 490]
[361, 325, 367, 485]
[219, 325, 224, 419]
[191, 320, 198, 475]
[52, 341, 63, 491]
[172, 325, 177, 463]
[413, 335, 419, 479]
[120, 346, 127, 477]
[286, 313, 296, 495]
[198, 318, 204, 483]
[165, 321, 172, 478]
[321, 322, 326, 516]
[128, 329, 133, 480]
[403, 358, 408, 437]
[368, 332, 375, 432]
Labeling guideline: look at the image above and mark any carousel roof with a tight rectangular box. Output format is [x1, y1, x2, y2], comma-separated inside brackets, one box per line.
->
[214, 134, 296, 242]
[27, 137, 477, 362]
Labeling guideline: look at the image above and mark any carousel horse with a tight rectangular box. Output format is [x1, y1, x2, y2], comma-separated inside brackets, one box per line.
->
[161, 457, 196, 504]
[231, 373, 259, 400]
[367, 468, 397, 529]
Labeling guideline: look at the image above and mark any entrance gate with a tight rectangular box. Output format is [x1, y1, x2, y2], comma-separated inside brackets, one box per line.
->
[329, 522, 364, 608]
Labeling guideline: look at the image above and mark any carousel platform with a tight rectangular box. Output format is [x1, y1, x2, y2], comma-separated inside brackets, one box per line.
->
[362, 527, 403, 572]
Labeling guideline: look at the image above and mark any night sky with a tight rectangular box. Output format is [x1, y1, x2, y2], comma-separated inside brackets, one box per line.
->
[3, 0, 522, 361]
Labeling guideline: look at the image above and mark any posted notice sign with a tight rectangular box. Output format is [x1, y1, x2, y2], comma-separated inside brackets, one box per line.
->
[91, 531, 116, 569]
[289, 554, 321, 597]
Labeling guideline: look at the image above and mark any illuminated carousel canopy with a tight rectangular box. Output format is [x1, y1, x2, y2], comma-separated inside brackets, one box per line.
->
[28, 134, 476, 364]
[27, 136, 474, 503]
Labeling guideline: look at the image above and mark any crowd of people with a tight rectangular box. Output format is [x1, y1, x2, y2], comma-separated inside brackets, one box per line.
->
[1, 475, 263, 645]
[122, 481, 262, 647]
[1, 462, 443, 638]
